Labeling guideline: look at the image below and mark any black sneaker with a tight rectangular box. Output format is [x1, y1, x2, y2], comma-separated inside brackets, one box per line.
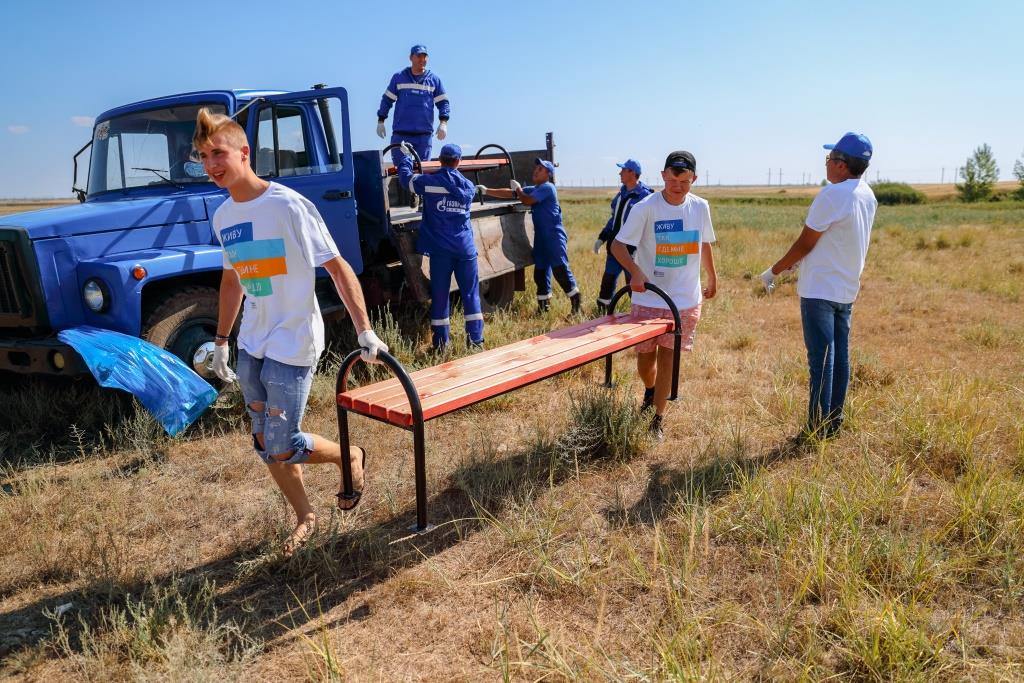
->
[569, 292, 582, 314]
[537, 299, 551, 313]
[650, 414, 664, 441]
[640, 387, 655, 413]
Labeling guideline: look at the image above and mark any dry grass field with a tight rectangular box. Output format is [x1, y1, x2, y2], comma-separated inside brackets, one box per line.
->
[1, 185, 1023, 680]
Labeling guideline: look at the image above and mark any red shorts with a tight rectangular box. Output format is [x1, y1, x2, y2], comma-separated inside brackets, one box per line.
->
[632, 303, 701, 353]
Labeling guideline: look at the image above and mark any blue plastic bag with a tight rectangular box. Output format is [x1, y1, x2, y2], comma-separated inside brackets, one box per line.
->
[58, 326, 218, 437]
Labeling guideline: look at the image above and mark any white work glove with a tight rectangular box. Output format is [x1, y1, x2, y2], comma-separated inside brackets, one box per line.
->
[212, 343, 237, 382]
[399, 141, 414, 158]
[436, 120, 447, 140]
[510, 179, 523, 193]
[376, 120, 386, 139]
[759, 267, 777, 293]
[357, 329, 389, 364]
[475, 184, 487, 196]
[593, 239, 604, 254]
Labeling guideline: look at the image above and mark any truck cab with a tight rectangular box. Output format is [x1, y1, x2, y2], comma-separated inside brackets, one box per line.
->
[0, 86, 541, 378]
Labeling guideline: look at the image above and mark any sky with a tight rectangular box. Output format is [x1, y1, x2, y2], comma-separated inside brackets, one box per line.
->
[1, 0, 1022, 197]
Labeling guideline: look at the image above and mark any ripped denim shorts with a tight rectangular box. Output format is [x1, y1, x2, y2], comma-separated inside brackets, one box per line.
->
[236, 349, 315, 465]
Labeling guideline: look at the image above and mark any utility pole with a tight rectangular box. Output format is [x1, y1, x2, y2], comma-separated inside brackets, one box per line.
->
[768, 168, 772, 185]
[941, 168, 944, 183]
[778, 169, 783, 185]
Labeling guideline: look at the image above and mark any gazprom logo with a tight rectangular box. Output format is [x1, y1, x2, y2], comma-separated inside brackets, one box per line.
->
[436, 197, 468, 213]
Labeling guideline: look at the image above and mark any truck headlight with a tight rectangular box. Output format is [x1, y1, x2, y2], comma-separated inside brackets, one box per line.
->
[83, 279, 109, 312]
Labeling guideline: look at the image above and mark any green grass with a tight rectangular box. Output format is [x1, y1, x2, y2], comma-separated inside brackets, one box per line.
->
[2, 191, 1023, 680]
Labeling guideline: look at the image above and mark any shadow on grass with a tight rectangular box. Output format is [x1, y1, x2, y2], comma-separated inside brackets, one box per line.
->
[610, 437, 809, 527]
[0, 444, 571, 664]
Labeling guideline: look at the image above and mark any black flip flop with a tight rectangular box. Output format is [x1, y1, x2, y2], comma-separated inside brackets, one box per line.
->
[337, 446, 366, 511]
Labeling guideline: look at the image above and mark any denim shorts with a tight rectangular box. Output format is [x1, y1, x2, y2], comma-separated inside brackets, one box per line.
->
[236, 349, 315, 465]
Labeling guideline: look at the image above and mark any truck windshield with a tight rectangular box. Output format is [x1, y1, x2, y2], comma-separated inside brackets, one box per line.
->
[87, 103, 227, 196]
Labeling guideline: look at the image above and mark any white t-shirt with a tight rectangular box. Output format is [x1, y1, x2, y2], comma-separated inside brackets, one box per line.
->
[615, 191, 716, 310]
[798, 179, 877, 304]
[213, 182, 341, 366]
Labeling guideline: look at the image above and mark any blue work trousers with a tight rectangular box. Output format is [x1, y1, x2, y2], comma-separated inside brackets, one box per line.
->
[533, 228, 578, 300]
[390, 132, 432, 165]
[430, 251, 484, 348]
[800, 297, 853, 436]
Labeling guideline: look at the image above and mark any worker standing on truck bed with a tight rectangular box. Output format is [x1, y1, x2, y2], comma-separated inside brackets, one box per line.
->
[396, 142, 485, 349]
[593, 159, 654, 310]
[193, 108, 389, 557]
[377, 44, 450, 165]
[480, 159, 581, 314]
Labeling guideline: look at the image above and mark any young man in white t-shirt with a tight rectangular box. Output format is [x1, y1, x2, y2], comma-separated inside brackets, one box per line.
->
[193, 108, 389, 556]
[612, 151, 718, 440]
[761, 132, 877, 439]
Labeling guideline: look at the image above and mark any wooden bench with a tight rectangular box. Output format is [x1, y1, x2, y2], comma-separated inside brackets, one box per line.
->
[335, 285, 682, 532]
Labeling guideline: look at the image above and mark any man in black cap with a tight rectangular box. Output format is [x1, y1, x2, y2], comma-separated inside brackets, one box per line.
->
[611, 151, 718, 439]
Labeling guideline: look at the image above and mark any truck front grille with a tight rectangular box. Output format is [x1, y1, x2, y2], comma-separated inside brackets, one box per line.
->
[0, 240, 27, 316]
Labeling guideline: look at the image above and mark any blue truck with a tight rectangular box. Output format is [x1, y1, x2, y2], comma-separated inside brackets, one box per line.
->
[0, 85, 547, 378]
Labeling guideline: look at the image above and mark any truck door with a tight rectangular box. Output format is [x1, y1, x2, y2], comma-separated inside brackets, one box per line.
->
[246, 87, 361, 273]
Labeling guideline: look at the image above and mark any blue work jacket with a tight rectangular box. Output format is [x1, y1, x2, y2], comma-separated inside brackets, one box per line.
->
[523, 182, 564, 234]
[597, 181, 654, 248]
[397, 155, 476, 257]
[377, 68, 450, 135]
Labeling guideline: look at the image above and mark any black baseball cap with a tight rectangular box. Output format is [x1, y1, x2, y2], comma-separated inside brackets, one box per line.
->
[664, 151, 697, 173]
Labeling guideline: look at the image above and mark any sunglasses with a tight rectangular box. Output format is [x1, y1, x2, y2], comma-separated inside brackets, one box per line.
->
[825, 154, 847, 164]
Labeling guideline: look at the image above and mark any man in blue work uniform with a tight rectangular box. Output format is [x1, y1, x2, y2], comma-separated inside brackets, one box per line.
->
[377, 44, 450, 165]
[396, 142, 484, 349]
[480, 159, 581, 313]
[592, 158, 654, 309]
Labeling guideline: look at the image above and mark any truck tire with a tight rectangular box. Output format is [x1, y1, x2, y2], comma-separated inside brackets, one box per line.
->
[142, 287, 220, 379]
[479, 271, 516, 312]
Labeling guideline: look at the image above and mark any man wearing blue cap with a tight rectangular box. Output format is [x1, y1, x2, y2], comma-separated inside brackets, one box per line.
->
[480, 159, 581, 313]
[761, 132, 877, 440]
[377, 45, 450, 166]
[396, 141, 483, 349]
[593, 159, 654, 309]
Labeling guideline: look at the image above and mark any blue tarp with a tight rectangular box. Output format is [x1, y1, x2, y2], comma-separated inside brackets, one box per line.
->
[58, 326, 217, 437]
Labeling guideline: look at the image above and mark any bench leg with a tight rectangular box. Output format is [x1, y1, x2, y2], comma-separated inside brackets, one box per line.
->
[412, 419, 432, 533]
[338, 408, 356, 499]
[603, 354, 614, 388]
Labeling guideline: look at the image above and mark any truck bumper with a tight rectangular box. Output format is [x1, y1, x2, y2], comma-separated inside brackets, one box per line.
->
[0, 337, 88, 375]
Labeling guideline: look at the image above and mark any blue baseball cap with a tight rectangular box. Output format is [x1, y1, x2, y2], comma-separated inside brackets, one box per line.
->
[824, 132, 872, 160]
[439, 143, 462, 160]
[616, 159, 642, 175]
[410, 44, 428, 56]
[534, 158, 555, 179]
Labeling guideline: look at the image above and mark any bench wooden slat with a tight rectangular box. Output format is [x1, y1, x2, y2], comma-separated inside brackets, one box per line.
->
[338, 313, 673, 427]
[341, 313, 657, 408]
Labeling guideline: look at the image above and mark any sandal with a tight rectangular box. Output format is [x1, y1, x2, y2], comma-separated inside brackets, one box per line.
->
[337, 446, 366, 511]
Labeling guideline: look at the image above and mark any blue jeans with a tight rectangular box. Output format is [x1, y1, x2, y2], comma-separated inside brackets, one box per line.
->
[236, 349, 315, 464]
[800, 297, 853, 436]
[429, 251, 484, 348]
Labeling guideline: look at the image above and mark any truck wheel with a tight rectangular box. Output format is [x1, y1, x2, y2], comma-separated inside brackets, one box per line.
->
[143, 287, 220, 380]
[479, 271, 516, 312]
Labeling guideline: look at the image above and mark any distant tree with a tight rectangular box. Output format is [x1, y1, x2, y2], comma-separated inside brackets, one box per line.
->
[956, 144, 999, 202]
[1013, 151, 1024, 200]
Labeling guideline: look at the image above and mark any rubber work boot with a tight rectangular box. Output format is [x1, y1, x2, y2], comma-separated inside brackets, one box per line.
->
[569, 292, 582, 314]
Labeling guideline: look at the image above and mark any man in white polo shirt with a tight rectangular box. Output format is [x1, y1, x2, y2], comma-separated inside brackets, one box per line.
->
[761, 132, 877, 440]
